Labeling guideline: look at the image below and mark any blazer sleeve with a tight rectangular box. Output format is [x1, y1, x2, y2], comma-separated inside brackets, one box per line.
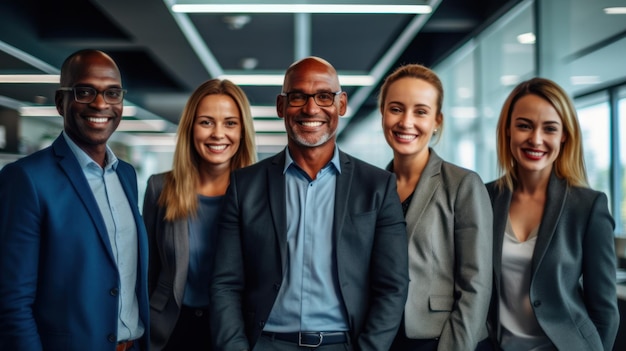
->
[0, 163, 44, 350]
[210, 172, 250, 351]
[582, 192, 619, 351]
[438, 172, 493, 351]
[356, 172, 410, 351]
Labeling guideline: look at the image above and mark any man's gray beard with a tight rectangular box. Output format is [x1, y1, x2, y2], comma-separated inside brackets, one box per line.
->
[289, 129, 336, 148]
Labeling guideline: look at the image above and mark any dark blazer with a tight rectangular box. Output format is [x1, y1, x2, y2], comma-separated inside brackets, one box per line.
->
[142, 172, 193, 351]
[486, 173, 619, 351]
[0, 133, 150, 351]
[390, 149, 492, 351]
[210, 149, 409, 351]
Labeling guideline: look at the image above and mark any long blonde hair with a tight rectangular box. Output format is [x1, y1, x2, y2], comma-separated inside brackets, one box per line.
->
[159, 79, 257, 220]
[495, 77, 588, 191]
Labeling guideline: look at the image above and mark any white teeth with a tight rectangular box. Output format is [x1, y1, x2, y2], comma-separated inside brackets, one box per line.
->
[301, 121, 322, 127]
[209, 145, 227, 151]
[525, 150, 543, 157]
[87, 117, 108, 123]
[396, 133, 416, 140]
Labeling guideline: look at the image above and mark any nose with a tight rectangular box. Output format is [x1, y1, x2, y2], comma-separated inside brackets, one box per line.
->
[211, 123, 225, 139]
[301, 95, 321, 115]
[89, 91, 109, 109]
[528, 129, 542, 146]
[397, 112, 413, 128]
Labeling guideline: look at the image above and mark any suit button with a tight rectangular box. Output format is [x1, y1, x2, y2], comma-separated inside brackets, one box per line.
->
[195, 309, 204, 317]
[108, 334, 116, 342]
[110, 288, 119, 296]
[273, 283, 281, 291]
[533, 300, 541, 307]
[259, 321, 265, 328]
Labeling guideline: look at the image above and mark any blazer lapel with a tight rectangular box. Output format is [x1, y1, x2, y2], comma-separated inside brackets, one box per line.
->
[531, 172, 568, 273]
[405, 149, 442, 234]
[490, 183, 512, 288]
[333, 151, 353, 241]
[268, 151, 288, 275]
[52, 135, 115, 261]
[168, 219, 189, 306]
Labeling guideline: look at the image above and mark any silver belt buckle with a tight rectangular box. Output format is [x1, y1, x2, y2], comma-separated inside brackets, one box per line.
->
[299, 332, 323, 347]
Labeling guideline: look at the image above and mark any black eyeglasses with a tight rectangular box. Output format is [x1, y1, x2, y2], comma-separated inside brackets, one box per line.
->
[280, 91, 342, 107]
[59, 86, 127, 104]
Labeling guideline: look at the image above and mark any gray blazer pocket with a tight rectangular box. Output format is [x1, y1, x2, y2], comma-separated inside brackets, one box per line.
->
[429, 295, 454, 311]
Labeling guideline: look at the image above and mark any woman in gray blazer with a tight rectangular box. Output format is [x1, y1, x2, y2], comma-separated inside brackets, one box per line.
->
[142, 79, 256, 351]
[379, 63, 493, 351]
[486, 77, 619, 351]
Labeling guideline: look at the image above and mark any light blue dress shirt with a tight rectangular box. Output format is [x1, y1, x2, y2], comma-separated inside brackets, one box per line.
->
[62, 131, 144, 342]
[264, 146, 349, 332]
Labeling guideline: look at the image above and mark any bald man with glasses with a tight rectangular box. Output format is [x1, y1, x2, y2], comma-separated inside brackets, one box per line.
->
[0, 49, 150, 351]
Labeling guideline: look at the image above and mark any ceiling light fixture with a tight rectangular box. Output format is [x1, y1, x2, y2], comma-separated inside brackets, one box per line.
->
[220, 74, 375, 86]
[516, 32, 536, 44]
[171, 3, 431, 14]
[0, 74, 59, 83]
[603, 7, 626, 14]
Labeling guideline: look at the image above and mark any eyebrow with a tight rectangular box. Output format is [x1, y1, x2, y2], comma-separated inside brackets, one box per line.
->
[514, 117, 561, 125]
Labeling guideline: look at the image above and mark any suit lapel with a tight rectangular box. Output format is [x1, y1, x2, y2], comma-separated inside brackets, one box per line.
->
[268, 151, 288, 274]
[405, 150, 442, 235]
[490, 183, 512, 289]
[53, 135, 115, 260]
[167, 219, 189, 306]
[333, 151, 353, 242]
[531, 172, 568, 273]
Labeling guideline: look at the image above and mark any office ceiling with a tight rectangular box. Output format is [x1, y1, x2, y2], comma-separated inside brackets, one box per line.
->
[0, 0, 517, 154]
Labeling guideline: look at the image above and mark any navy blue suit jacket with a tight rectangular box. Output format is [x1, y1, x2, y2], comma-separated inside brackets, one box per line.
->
[0, 134, 150, 351]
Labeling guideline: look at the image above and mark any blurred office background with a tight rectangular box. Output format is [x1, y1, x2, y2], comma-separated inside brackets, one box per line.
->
[1, 0, 626, 237]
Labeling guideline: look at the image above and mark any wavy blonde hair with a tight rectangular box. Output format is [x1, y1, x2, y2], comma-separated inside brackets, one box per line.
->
[159, 79, 257, 220]
[495, 77, 588, 191]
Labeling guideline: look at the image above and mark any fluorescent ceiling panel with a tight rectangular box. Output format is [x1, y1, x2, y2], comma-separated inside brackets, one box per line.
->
[171, 4, 431, 14]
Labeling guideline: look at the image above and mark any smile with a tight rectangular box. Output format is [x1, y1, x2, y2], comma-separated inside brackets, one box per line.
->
[86, 117, 109, 123]
[394, 132, 417, 141]
[208, 144, 228, 151]
[299, 121, 323, 127]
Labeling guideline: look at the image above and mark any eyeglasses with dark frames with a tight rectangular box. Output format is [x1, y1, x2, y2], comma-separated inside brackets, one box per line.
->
[280, 91, 342, 107]
[59, 86, 127, 104]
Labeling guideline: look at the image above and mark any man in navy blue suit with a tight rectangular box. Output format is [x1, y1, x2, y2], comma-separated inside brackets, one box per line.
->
[0, 49, 150, 351]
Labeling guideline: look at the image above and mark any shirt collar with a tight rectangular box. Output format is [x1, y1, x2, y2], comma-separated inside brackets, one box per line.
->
[62, 130, 118, 171]
[283, 145, 341, 175]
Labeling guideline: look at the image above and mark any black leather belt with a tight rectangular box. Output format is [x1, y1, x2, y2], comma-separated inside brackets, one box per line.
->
[262, 331, 348, 347]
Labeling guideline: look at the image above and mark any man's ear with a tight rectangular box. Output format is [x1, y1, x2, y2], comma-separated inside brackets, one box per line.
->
[276, 94, 285, 118]
[55, 90, 65, 116]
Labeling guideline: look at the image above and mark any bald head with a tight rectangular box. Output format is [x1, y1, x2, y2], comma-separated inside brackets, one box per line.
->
[282, 56, 341, 93]
[60, 49, 121, 87]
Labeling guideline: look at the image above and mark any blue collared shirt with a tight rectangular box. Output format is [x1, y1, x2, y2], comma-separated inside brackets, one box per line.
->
[264, 146, 349, 332]
[62, 131, 144, 342]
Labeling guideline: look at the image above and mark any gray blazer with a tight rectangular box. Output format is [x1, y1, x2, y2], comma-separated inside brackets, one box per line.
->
[210, 149, 409, 351]
[390, 149, 493, 351]
[142, 172, 190, 351]
[486, 172, 619, 351]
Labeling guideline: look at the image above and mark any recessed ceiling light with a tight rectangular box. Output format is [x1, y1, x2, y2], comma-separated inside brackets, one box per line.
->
[0, 74, 59, 83]
[171, 3, 431, 14]
[603, 7, 626, 14]
[517, 32, 536, 44]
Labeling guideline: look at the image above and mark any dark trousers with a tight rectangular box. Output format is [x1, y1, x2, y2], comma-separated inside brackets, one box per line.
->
[162, 305, 212, 351]
[391, 318, 494, 351]
[253, 334, 352, 351]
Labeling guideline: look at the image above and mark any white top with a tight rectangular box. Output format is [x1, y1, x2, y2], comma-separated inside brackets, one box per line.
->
[499, 218, 555, 351]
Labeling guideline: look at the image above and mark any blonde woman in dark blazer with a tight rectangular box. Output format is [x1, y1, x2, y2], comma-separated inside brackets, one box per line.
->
[142, 79, 256, 351]
[486, 77, 619, 351]
[380, 63, 493, 351]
